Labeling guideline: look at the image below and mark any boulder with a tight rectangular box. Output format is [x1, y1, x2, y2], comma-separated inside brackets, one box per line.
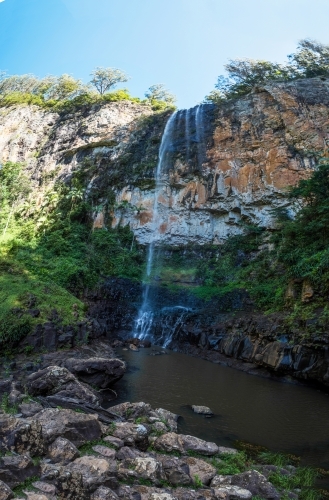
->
[30, 408, 102, 446]
[27, 366, 100, 405]
[0, 479, 14, 500]
[116, 446, 142, 461]
[0, 454, 39, 489]
[66, 456, 118, 493]
[180, 435, 219, 456]
[131, 457, 165, 483]
[48, 437, 80, 464]
[63, 358, 126, 389]
[153, 409, 179, 432]
[40, 462, 86, 499]
[109, 402, 152, 420]
[219, 470, 280, 500]
[157, 455, 191, 486]
[154, 433, 218, 457]
[191, 406, 213, 415]
[18, 402, 43, 418]
[184, 456, 216, 486]
[112, 422, 149, 450]
[0, 415, 44, 456]
[91, 486, 119, 499]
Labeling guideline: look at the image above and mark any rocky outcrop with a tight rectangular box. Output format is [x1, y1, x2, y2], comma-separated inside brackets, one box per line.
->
[0, 401, 307, 499]
[63, 357, 126, 388]
[113, 78, 329, 244]
[1, 78, 329, 245]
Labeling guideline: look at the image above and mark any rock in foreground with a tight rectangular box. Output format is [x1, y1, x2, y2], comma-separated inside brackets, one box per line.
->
[0, 401, 311, 499]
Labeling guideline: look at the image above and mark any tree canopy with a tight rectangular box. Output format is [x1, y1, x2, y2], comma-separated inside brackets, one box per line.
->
[205, 38, 329, 103]
[89, 67, 129, 95]
[145, 84, 176, 105]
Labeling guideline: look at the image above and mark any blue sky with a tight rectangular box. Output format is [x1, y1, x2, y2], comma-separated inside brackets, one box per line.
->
[1, 0, 329, 108]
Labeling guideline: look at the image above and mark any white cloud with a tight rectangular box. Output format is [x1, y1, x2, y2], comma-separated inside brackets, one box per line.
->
[0, 1, 5, 3]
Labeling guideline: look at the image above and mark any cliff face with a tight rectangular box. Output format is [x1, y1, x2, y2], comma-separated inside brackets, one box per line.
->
[113, 78, 329, 244]
[1, 77, 329, 245]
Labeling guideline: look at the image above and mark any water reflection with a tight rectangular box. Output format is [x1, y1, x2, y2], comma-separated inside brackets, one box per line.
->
[109, 347, 329, 469]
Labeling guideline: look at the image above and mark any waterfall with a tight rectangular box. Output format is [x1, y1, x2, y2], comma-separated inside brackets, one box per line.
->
[132, 105, 206, 346]
[132, 111, 178, 341]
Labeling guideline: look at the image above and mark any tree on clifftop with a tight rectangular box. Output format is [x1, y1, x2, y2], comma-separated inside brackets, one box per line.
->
[90, 67, 129, 95]
[145, 84, 176, 105]
[205, 38, 329, 104]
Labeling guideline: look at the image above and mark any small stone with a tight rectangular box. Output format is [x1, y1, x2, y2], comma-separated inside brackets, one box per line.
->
[129, 344, 139, 352]
[191, 405, 213, 415]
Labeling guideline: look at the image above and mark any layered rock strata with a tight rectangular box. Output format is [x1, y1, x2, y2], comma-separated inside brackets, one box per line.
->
[1, 78, 329, 244]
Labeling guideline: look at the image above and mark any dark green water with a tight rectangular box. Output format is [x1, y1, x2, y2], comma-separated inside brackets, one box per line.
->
[110, 347, 329, 470]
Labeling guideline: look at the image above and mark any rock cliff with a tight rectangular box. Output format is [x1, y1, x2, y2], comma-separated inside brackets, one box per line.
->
[1, 77, 329, 245]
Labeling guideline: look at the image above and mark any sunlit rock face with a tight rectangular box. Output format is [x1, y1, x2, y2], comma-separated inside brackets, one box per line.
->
[1, 77, 329, 245]
[112, 78, 329, 245]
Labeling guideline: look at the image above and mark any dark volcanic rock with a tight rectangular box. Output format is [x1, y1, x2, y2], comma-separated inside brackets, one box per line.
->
[66, 456, 118, 493]
[0, 454, 39, 489]
[30, 408, 102, 446]
[63, 357, 126, 388]
[48, 436, 80, 465]
[27, 366, 100, 405]
[0, 415, 44, 456]
[0, 479, 14, 500]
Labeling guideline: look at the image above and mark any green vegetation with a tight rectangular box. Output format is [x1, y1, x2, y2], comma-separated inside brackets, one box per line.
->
[0, 69, 176, 113]
[78, 438, 115, 455]
[193, 474, 203, 488]
[205, 39, 329, 103]
[0, 393, 18, 414]
[0, 160, 145, 347]
[12, 476, 39, 497]
[178, 161, 329, 323]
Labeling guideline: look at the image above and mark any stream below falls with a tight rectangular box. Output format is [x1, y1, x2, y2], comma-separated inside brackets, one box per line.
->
[109, 347, 329, 472]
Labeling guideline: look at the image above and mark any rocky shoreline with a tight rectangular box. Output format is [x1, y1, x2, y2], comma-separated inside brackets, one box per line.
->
[0, 399, 315, 500]
[0, 339, 324, 499]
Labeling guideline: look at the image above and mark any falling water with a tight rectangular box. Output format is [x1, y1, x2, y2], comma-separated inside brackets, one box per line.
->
[133, 111, 178, 341]
[132, 104, 207, 345]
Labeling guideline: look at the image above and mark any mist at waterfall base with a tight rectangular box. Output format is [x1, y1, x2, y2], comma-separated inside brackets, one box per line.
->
[132, 105, 212, 346]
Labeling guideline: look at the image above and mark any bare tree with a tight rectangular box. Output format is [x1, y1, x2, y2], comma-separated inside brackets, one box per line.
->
[90, 67, 129, 95]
